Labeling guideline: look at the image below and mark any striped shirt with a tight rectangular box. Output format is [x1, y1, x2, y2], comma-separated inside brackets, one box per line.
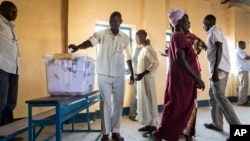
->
[0, 15, 19, 74]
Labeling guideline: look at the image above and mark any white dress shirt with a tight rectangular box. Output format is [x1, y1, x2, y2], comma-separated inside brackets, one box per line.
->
[89, 29, 131, 77]
[235, 47, 250, 72]
[206, 25, 231, 79]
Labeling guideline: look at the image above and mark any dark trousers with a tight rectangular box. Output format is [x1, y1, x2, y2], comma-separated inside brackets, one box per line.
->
[0, 69, 19, 126]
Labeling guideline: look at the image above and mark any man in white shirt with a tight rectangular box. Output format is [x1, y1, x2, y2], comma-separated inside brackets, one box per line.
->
[202, 14, 241, 141]
[235, 41, 250, 106]
[68, 11, 134, 141]
[0, 1, 19, 126]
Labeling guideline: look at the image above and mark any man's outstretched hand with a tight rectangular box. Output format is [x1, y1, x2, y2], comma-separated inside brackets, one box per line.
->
[68, 44, 79, 53]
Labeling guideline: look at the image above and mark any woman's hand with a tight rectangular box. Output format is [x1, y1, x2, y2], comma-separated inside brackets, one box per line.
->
[129, 74, 134, 85]
[134, 73, 144, 81]
[195, 75, 205, 91]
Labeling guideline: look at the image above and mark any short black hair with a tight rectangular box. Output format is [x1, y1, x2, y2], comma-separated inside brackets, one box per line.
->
[0, 1, 16, 10]
[110, 11, 121, 19]
[238, 41, 245, 46]
[204, 14, 216, 24]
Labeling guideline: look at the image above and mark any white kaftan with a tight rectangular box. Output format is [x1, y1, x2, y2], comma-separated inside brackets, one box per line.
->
[136, 45, 159, 126]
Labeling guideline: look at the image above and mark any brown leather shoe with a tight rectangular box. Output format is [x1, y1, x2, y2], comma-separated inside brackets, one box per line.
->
[112, 133, 124, 141]
[101, 134, 109, 141]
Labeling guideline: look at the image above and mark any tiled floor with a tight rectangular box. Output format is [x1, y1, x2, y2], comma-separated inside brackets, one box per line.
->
[18, 103, 250, 141]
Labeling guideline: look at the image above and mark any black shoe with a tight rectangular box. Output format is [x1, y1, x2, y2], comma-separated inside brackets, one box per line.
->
[129, 116, 137, 121]
[204, 123, 223, 131]
[101, 134, 109, 141]
[138, 125, 151, 131]
[226, 137, 231, 141]
[112, 133, 124, 141]
[151, 131, 162, 141]
[142, 126, 157, 138]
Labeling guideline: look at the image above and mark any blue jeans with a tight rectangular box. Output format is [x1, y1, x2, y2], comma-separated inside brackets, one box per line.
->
[0, 69, 19, 126]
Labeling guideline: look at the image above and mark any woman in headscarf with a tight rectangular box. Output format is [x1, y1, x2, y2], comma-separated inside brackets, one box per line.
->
[182, 20, 207, 140]
[164, 23, 207, 141]
[151, 8, 205, 141]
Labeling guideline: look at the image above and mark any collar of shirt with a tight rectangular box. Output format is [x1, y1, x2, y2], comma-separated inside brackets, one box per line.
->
[236, 47, 243, 51]
[207, 25, 217, 34]
[0, 15, 15, 28]
[106, 28, 123, 37]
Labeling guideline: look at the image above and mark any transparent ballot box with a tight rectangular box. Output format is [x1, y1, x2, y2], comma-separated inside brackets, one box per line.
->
[43, 54, 95, 95]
